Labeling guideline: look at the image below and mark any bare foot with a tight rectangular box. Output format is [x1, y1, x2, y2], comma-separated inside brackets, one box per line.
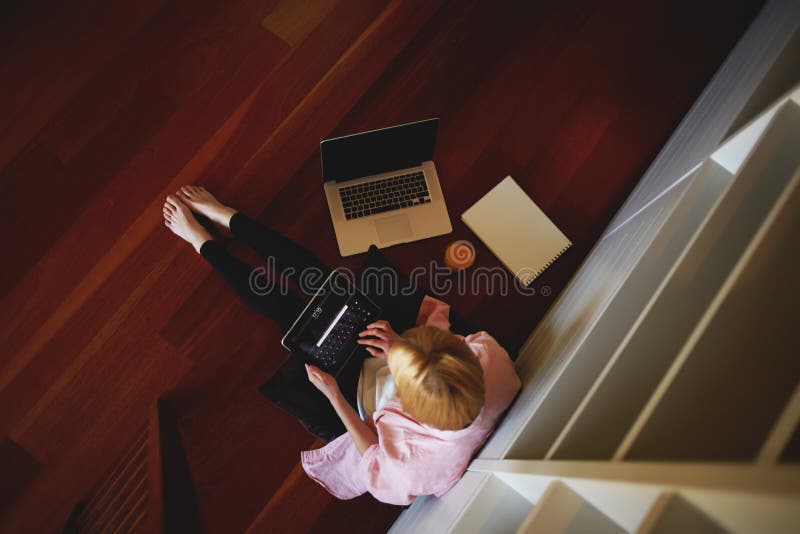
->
[163, 195, 212, 253]
[175, 185, 237, 230]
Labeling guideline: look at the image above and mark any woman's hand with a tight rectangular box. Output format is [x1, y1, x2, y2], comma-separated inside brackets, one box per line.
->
[305, 364, 341, 401]
[306, 363, 378, 454]
[357, 320, 400, 359]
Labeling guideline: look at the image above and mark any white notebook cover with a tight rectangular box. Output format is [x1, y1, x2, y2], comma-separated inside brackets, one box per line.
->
[461, 176, 571, 286]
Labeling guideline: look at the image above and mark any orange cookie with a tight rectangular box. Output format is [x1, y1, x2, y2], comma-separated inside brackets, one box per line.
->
[444, 240, 476, 271]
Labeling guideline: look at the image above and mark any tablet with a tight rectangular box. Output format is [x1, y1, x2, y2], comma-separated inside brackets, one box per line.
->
[281, 270, 381, 376]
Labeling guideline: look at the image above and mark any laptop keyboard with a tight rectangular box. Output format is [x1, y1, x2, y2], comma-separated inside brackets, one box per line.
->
[312, 298, 374, 373]
[339, 171, 431, 220]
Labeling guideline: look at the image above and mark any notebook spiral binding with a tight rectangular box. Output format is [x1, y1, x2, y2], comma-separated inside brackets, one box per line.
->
[531, 243, 572, 279]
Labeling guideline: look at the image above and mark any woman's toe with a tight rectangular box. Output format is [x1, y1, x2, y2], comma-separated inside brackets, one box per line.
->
[166, 194, 180, 208]
[172, 198, 189, 214]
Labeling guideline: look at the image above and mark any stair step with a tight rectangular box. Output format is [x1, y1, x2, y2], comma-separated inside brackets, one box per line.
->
[518, 480, 625, 534]
[79, 428, 148, 531]
[87, 453, 148, 532]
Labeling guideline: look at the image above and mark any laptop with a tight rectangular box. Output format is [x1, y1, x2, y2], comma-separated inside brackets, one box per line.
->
[281, 270, 381, 376]
[321, 118, 453, 256]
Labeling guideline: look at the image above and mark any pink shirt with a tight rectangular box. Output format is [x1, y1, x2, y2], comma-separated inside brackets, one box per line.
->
[301, 296, 521, 505]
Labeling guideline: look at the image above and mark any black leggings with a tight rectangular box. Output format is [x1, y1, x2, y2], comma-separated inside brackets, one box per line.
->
[200, 213, 362, 440]
[199, 212, 331, 332]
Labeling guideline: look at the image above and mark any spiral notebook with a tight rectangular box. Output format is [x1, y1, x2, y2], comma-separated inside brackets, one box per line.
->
[462, 176, 571, 286]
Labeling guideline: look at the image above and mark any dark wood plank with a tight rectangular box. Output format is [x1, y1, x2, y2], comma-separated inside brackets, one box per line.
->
[0, 229, 191, 436]
[0, 143, 66, 298]
[204, 0, 448, 212]
[0, 437, 41, 511]
[0, 0, 165, 170]
[35, 0, 279, 165]
[0, 83, 177, 298]
[0, 3, 289, 378]
[245, 455, 332, 533]
[262, 0, 341, 47]
[309, 494, 402, 534]
[0, 0, 286, 301]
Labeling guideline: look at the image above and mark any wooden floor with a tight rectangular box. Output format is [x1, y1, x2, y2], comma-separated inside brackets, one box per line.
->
[0, 0, 763, 531]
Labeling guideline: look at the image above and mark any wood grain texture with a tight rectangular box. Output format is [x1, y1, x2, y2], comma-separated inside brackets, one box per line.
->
[0, 0, 763, 531]
[0, 437, 41, 511]
[0, 0, 165, 170]
[262, 0, 341, 47]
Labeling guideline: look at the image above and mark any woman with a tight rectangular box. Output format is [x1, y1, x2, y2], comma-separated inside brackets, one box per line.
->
[163, 186, 521, 505]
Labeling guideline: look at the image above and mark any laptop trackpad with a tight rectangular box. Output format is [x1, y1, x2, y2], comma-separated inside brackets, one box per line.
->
[375, 214, 413, 243]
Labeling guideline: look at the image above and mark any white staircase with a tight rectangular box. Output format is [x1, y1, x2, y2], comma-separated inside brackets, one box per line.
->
[391, 2, 800, 531]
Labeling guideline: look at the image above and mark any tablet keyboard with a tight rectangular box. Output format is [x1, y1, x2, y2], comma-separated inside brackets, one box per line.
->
[311, 297, 376, 374]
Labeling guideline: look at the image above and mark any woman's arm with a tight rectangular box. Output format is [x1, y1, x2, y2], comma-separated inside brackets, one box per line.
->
[305, 364, 378, 455]
[328, 387, 378, 454]
[305, 320, 400, 453]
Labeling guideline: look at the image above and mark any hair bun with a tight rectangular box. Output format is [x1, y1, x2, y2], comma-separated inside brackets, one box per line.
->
[444, 240, 476, 271]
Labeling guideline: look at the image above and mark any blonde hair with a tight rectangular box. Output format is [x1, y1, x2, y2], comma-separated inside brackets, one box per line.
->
[388, 326, 485, 430]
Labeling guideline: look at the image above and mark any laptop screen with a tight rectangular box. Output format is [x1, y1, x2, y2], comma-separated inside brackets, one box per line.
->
[320, 118, 438, 183]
